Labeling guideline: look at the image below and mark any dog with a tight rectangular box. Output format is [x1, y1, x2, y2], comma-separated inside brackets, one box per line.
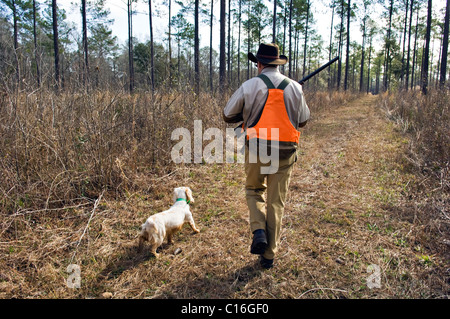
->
[138, 187, 200, 257]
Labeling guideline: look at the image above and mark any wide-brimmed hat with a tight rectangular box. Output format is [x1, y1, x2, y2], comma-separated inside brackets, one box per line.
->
[248, 43, 288, 66]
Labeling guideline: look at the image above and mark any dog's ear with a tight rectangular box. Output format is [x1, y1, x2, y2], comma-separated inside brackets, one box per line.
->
[185, 187, 194, 204]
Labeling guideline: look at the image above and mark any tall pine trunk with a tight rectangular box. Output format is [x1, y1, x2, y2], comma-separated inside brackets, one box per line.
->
[383, 0, 393, 92]
[194, 0, 200, 96]
[148, 0, 155, 91]
[337, 0, 344, 90]
[360, 14, 366, 92]
[127, 0, 134, 93]
[440, 0, 449, 87]
[328, 2, 334, 90]
[344, 0, 350, 91]
[81, 0, 89, 87]
[237, 0, 242, 85]
[282, 2, 287, 74]
[421, 0, 432, 95]
[411, 8, 419, 90]
[227, 0, 231, 84]
[210, 0, 214, 91]
[11, 0, 20, 89]
[247, 0, 251, 80]
[405, 0, 414, 90]
[168, 0, 172, 86]
[288, 0, 293, 78]
[367, 32, 373, 93]
[52, 0, 60, 90]
[33, 0, 40, 88]
[272, 0, 277, 43]
[219, 0, 226, 92]
[302, 0, 310, 78]
[400, 0, 409, 85]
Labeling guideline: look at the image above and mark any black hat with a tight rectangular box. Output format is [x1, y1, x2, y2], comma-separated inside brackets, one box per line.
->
[248, 43, 288, 66]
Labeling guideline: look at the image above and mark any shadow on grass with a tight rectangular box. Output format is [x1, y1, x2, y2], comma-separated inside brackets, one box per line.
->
[97, 244, 154, 281]
[154, 260, 264, 298]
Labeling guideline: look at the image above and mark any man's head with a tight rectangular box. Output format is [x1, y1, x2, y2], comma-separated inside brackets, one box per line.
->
[257, 61, 276, 74]
[248, 43, 288, 68]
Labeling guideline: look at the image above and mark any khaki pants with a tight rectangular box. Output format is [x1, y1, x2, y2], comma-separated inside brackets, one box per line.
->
[244, 146, 296, 260]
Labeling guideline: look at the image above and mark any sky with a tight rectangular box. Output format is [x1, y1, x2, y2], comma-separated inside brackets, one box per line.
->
[60, 0, 446, 63]
[60, 0, 354, 59]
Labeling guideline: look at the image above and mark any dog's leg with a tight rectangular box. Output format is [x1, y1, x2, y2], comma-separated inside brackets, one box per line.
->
[190, 223, 200, 233]
[150, 234, 164, 258]
[150, 243, 160, 258]
[187, 214, 200, 233]
[167, 231, 174, 245]
[167, 225, 183, 244]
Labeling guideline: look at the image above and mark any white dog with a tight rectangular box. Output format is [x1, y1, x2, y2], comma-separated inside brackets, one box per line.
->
[138, 187, 200, 257]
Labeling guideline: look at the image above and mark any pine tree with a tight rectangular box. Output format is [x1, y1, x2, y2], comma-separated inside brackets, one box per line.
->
[127, 0, 134, 93]
[302, 0, 310, 78]
[383, 0, 394, 92]
[209, 0, 214, 91]
[344, 0, 350, 91]
[194, 0, 200, 95]
[81, 0, 89, 86]
[421, 0, 432, 94]
[32, 0, 40, 87]
[359, 0, 371, 92]
[405, 0, 414, 90]
[52, 0, 60, 90]
[148, 0, 155, 91]
[86, 0, 117, 89]
[219, 0, 226, 91]
[272, 0, 277, 43]
[440, 0, 449, 87]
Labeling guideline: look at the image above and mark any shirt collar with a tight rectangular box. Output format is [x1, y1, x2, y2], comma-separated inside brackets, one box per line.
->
[261, 67, 280, 75]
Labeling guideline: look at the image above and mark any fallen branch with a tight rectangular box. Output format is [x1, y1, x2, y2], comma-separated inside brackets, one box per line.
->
[70, 190, 105, 264]
[13, 201, 92, 217]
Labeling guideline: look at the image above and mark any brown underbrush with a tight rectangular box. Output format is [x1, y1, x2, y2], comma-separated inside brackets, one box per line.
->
[2, 88, 447, 299]
[0, 88, 352, 216]
[0, 88, 353, 298]
[377, 90, 449, 259]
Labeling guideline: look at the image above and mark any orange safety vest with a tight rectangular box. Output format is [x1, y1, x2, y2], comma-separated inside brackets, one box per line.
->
[246, 74, 301, 145]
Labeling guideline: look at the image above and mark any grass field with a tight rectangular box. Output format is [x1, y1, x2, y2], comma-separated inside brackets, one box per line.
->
[1, 93, 448, 299]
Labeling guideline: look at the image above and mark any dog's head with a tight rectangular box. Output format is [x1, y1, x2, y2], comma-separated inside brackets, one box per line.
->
[173, 187, 194, 204]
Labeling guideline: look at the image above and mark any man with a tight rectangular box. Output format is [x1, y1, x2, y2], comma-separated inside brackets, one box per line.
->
[223, 43, 310, 269]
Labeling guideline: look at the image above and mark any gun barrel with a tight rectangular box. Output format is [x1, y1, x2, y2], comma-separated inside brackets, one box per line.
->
[299, 56, 339, 85]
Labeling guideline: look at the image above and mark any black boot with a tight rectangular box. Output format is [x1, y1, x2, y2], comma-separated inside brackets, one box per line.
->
[250, 229, 267, 255]
[259, 255, 274, 269]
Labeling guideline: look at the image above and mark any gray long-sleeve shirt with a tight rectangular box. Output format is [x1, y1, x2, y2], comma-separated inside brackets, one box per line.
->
[223, 67, 310, 130]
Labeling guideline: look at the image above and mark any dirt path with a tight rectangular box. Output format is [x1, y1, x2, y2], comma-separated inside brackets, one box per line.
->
[97, 94, 445, 299]
[5, 95, 447, 299]
[280, 94, 417, 297]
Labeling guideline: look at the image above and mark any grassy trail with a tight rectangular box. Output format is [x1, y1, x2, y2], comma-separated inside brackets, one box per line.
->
[2, 95, 448, 298]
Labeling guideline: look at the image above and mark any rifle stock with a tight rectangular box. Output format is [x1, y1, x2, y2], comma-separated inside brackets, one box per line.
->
[299, 56, 339, 85]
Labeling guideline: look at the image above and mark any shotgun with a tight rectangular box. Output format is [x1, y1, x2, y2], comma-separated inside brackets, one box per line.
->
[298, 56, 339, 85]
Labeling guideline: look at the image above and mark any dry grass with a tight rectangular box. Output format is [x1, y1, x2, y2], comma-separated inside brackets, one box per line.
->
[0, 88, 448, 299]
[376, 89, 450, 279]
